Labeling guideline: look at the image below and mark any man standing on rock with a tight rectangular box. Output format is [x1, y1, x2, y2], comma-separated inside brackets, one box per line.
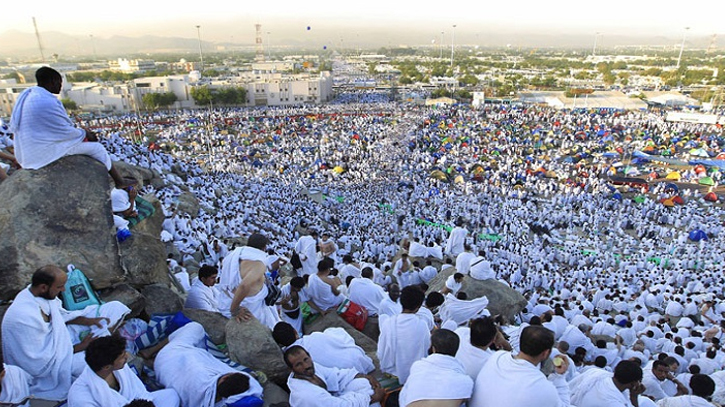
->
[1, 265, 130, 401]
[8, 66, 131, 188]
[295, 230, 319, 276]
[228, 233, 281, 329]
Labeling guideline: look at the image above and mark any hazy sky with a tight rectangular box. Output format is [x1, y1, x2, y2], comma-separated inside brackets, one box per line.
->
[2, 0, 720, 46]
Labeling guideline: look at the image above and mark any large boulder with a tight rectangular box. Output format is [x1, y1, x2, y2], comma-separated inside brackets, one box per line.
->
[113, 161, 152, 187]
[176, 191, 200, 218]
[182, 308, 228, 345]
[0, 156, 125, 300]
[119, 195, 168, 286]
[141, 283, 183, 315]
[426, 268, 527, 324]
[226, 318, 288, 385]
[100, 283, 145, 317]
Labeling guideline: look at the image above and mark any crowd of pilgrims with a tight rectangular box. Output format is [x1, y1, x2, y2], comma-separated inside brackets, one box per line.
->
[59, 91, 725, 405]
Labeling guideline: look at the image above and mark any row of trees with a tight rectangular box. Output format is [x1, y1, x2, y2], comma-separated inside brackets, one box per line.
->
[190, 86, 247, 106]
[141, 92, 178, 110]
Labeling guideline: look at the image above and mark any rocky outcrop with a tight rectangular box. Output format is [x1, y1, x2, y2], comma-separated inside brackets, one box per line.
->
[226, 318, 288, 385]
[176, 191, 200, 218]
[113, 160, 165, 190]
[141, 283, 183, 315]
[0, 156, 125, 300]
[182, 308, 229, 345]
[426, 268, 528, 324]
[119, 194, 168, 286]
[262, 382, 290, 407]
[100, 283, 146, 317]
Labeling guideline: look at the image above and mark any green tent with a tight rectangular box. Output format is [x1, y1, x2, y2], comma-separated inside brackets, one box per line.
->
[633, 195, 646, 204]
[699, 176, 715, 186]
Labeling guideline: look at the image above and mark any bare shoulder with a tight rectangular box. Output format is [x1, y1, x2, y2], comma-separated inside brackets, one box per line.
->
[239, 259, 266, 281]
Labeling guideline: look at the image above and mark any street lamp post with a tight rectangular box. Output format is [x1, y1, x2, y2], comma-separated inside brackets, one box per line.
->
[440, 31, 444, 59]
[450, 25, 457, 69]
[676, 27, 690, 69]
[196, 25, 205, 76]
[592, 32, 601, 57]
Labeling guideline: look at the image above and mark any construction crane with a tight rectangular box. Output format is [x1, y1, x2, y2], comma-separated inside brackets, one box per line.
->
[32, 17, 46, 62]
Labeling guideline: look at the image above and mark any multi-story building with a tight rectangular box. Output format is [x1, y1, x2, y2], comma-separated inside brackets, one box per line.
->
[109, 59, 156, 74]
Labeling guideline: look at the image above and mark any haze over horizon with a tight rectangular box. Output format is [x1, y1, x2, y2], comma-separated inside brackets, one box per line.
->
[1, 0, 722, 56]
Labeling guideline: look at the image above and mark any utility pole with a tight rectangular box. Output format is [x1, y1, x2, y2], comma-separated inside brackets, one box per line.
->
[450, 25, 457, 69]
[196, 25, 205, 75]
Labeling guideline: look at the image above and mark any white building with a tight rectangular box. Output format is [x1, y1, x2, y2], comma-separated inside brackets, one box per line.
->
[109, 59, 156, 74]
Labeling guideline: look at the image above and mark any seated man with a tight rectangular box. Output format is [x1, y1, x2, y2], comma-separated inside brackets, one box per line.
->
[185, 265, 223, 314]
[68, 336, 180, 407]
[278, 276, 308, 335]
[440, 273, 464, 296]
[658, 374, 716, 407]
[285, 345, 384, 407]
[111, 186, 138, 219]
[568, 360, 645, 407]
[455, 317, 502, 380]
[399, 329, 474, 407]
[469, 325, 570, 407]
[348, 267, 386, 317]
[1, 265, 130, 401]
[306, 259, 345, 315]
[377, 286, 430, 384]
[272, 322, 374, 374]
[8, 66, 130, 188]
[154, 322, 263, 407]
[0, 357, 32, 406]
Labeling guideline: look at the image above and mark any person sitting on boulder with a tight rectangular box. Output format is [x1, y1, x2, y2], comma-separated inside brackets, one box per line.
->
[111, 185, 138, 219]
[272, 321, 375, 374]
[8, 66, 132, 188]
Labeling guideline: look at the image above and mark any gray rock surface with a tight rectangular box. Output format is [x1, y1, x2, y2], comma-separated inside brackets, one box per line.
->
[262, 382, 290, 407]
[119, 195, 168, 286]
[141, 283, 183, 315]
[226, 318, 288, 385]
[100, 283, 146, 317]
[0, 156, 125, 300]
[113, 160, 152, 187]
[176, 191, 200, 218]
[182, 308, 229, 345]
[426, 268, 528, 324]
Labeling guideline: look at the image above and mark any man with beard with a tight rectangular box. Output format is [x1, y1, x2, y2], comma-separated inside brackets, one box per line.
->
[285, 345, 384, 407]
[1, 265, 130, 401]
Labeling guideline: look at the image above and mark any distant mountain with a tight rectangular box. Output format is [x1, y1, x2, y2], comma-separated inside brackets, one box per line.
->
[0, 28, 719, 60]
[0, 30, 215, 59]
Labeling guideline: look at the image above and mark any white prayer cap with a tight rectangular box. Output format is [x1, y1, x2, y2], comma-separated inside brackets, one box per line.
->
[111, 188, 132, 212]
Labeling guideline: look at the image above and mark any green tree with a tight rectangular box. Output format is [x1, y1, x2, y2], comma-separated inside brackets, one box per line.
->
[459, 74, 479, 87]
[214, 87, 247, 105]
[142, 92, 177, 110]
[61, 98, 77, 111]
[191, 85, 213, 105]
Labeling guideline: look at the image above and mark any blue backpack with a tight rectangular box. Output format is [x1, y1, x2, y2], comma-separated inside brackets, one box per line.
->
[62, 264, 103, 310]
